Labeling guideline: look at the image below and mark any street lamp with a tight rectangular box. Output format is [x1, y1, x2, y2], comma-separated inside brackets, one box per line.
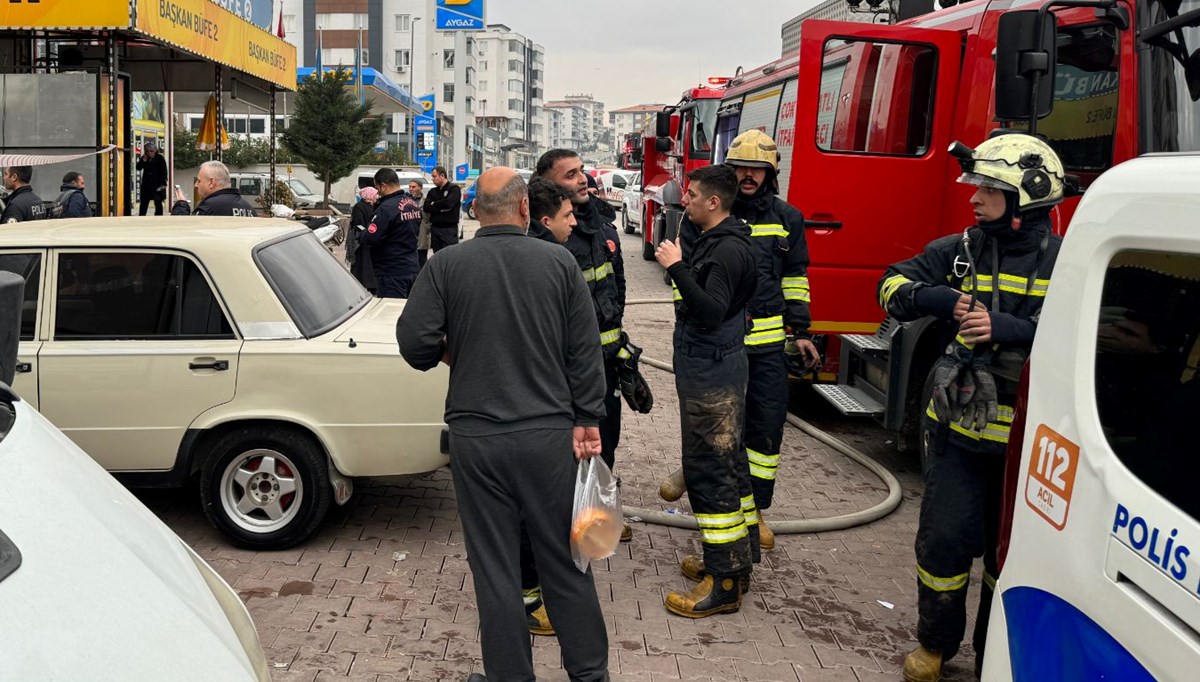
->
[409, 16, 422, 163]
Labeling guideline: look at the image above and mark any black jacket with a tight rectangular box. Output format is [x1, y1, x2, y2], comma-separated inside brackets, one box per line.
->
[170, 188, 257, 216]
[567, 196, 626, 359]
[136, 153, 168, 193]
[362, 190, 421, 278]
[422, 183, 461, 229]
[55, 185, 92, 218]
[1, 186, 46, 223]
[670, 216, 757, 330]
[397, 224, 606, 435]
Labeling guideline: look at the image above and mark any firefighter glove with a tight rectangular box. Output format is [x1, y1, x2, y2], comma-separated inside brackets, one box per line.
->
[959, 363, 1000, 431]
[929, 354, 965, 423]
[616, 334, 654, 414]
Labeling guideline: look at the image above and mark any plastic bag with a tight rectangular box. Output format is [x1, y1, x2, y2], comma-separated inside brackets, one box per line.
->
[570, 457, 622, 573]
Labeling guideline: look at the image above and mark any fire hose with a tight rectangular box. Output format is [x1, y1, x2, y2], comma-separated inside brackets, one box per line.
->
[620, 298, 904, 534]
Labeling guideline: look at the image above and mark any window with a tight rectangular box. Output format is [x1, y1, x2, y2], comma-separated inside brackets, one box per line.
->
[815, 39, 935, 156]
[316, 13, 367, 29]
[479, 60, 488, 71]
[444, 49, 455, 70]
[275, 116, 286, 131]
[509, 39, 523, 53]
[54, 253, 233, 340]
[360, 48, 370, 65]
[508, 79, 523, 93]
[508, 98, 525, 113]
[444, 83, 455, 103]
[0, 252, 41, 341]
[188, 116, 203, 132]
[465, 67, 475, 85]
[508, 59, 522, 73]
[283, 14, 297, 34]
[249, 119, 265, 135]
[237, 177, 263, 196]
[479, 80, 488, 91]
[255, 235, 369, 338]
[466, 97, 474, 114]
[321, 48, 357, 66]
[394, 49, 411, 69]
[395, 14, 411, 32]
[1094, 250, 1200, 520]
[1144, 0, 1200, 154]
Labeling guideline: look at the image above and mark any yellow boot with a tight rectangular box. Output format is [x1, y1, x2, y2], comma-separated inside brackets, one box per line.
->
[526, 602, 554, 636]
[679, 555, 750, 594]
[659, 468, 686, 502]
[759, 515, 775, 550]
[902, 645, 943, 682]
[665, 574, 741, 618]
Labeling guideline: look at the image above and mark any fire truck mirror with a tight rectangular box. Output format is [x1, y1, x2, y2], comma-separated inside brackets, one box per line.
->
[995, 10, 1057, 123]
[655, 137, 671, 153]
[655, 112, 672, 138]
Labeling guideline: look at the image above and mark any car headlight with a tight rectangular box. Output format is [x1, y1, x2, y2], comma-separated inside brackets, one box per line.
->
[184, 544, 271, 682]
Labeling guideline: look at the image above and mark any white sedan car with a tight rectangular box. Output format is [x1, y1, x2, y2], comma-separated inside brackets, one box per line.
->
[0, 218, 449, 549]
[621, 171, 643, 235]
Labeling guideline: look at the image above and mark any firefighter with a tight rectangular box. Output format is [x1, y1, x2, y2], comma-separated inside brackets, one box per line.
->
[663, 129, 818, 554]
[656, 164, 757, 618]
[878, 133, 1065, 682]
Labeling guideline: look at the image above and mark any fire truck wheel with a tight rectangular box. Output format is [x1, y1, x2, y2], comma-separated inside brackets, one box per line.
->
[642, 238, 655, 261]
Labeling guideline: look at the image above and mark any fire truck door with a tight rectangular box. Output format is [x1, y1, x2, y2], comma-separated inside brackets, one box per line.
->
[791, 20, 962, 334]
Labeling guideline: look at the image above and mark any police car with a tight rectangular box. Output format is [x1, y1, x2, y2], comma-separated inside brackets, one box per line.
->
[984, 155, 1200, 679]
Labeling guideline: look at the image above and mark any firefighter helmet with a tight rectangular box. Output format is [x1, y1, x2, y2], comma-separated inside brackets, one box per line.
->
[950, 133, 1065, 212]
[725, 129, 780, 171]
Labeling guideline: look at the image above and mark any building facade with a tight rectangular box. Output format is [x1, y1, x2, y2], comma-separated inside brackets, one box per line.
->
[609, 104, 664, 141]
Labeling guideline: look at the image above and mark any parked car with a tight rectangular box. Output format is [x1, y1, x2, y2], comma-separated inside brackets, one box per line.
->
[620, 171, 643, 235]
[0, 352, 269, 678]
[596, 170, 635, 209]
[230, 173, 320, 209]
[356, 169, 433, 195]
[0, 218, 449, 550]
[462, 182, 477, 220]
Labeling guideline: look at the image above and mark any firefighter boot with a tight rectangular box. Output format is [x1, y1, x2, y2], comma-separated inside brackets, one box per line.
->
[527, 602, 554, 636]
[902, 645, 943, 682]
[659, 467, 686, 501]
[679, 555, 751, 595]
[620, 521, 633, 542]
[759, 515, 776, 550]
[665, 574, 742, 618]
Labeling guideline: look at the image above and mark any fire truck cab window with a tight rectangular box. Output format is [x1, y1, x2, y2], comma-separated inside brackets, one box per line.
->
[1094, 250, 1200, 521]
[1143, 0, 1200, 153]
[685, 99, 719, 160]
[815, 39, 935, 156]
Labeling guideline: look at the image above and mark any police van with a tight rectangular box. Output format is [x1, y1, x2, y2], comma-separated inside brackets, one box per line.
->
[983, 154, 1200, 679]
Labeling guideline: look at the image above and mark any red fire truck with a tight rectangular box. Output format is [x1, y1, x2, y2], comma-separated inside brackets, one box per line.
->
[637, 78, 730, 261]
[693, 0, 1200, 451]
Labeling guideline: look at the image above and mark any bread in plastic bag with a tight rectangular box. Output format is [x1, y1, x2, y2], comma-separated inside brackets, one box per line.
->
[570, 457, 622, 573]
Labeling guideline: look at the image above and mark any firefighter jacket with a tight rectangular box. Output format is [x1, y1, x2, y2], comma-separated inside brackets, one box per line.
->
[568, 196, 625, 360]
[670, 215, 757, 342]
[682, 190, 812, 353]
[1, 186, 46, 223]
[877, 216, 1061, 453]
[361, 190, 421, 279]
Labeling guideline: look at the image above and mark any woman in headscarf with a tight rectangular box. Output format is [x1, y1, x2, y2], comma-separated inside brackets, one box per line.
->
[348, 187, 379, 292]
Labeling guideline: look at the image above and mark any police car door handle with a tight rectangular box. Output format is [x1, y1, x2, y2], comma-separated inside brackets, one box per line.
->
[188, 359, 229, 371]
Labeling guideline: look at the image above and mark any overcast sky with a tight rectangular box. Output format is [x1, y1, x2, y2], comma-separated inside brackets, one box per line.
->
[488, 1, 823, 111]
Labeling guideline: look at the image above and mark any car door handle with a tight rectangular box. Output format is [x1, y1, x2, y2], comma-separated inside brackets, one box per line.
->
[189, 360, 229, 371]
[805, 219, 843, 229]
[14, 362, 30, 374]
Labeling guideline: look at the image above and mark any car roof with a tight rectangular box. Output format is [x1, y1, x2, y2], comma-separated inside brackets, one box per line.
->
[0, 217, 308, 251]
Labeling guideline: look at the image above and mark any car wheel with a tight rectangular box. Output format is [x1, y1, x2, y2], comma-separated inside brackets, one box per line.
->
[622, 207, 635, 235]
[200, 427, 331, 550]
[467, 204, 476, 220]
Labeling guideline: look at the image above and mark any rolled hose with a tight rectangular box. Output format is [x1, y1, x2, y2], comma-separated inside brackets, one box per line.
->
[621, 299, 904, 534]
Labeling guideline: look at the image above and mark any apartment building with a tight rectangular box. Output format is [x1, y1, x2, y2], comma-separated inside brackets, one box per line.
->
[544, 100, 588, 150]
[609, 104, 664, 141]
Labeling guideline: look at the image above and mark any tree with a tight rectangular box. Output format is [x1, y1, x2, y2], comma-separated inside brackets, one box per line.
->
[172, 126, 207, 170]
[280, 68, 386, 206]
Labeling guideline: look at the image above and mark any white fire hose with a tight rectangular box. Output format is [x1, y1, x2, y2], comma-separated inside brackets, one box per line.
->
[621, 298, 904, 534]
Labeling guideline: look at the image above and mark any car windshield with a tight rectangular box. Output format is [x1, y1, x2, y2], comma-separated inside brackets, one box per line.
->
[255, 233, 370, 337]
[288, 179, 313, 195]
[1143, 0, 1200, 151]
[397, 174, 428, 186]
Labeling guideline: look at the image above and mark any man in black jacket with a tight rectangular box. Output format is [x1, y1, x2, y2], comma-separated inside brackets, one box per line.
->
[170, 161, 256, 216]
[1, 166, 46, 223]
[656, 164, 757, 618]
[136, 142, 169, 216]
[54, 171, 92, 218]
[397, 167, 609, 682]
[362, 168, 421, 298]
[422, 166, 461, 252]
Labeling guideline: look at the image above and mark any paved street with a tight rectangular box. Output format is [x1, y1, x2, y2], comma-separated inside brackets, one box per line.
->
[138, 212, 986, 681]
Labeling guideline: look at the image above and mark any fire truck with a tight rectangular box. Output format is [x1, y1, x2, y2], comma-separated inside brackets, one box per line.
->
[689, 0, 1200, 453]
[637, 78, 730, 262]
[617, 132, 643, 171]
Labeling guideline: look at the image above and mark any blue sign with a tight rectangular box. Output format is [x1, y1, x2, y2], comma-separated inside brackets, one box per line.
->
[210, 0, 275, 32]
[415, 94, 439, 174]
[435, 0, 487, 31]
[456, 164, 470, 182]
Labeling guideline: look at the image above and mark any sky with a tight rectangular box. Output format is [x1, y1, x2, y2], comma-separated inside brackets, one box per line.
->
[488, 1, 823, 111]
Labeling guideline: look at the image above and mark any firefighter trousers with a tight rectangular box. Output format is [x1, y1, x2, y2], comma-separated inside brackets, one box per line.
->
[744, 349, 789, 510]
[914, 433, 1003, 663]
[675, 342, 757, 575]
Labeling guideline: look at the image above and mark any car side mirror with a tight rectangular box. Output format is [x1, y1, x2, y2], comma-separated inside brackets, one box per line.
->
[995, 10, 1056, 122]
[655, 137, 671, 153]
[0, 272, 24, 386]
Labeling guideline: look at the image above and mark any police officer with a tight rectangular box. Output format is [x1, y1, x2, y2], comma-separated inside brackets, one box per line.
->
[656, 164, 757, 618]
[170, 161, 256, 216]
[878, 134, 1065, 682]
[662, 129, 817, 552]
[1, 166, 46, 223]
[362, 167, 422, 298]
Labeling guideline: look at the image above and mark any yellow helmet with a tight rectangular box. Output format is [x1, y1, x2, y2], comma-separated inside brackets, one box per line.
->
[950, 133, 1065, 212]
[725, 129, 780, 171]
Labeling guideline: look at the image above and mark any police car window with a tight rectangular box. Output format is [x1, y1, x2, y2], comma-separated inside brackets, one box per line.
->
[0, 253, 41, 341]
[816, 39, 936, 156]
[1006, 25, 1119, 174]
[1094, 250, 1200, 520]
[54, 253, 234, 340]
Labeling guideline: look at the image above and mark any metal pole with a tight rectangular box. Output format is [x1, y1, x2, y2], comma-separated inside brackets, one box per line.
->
[453, 30, 468, 174]
[269, 84, 277, 205]
[356, 24, 364, 106]
[215, 65, 224, 162]
[410, 17, 421, 162]
[106, 32, 118, 216]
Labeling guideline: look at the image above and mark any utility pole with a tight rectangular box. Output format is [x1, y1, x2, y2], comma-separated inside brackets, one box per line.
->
[409, 16, 422, 162]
